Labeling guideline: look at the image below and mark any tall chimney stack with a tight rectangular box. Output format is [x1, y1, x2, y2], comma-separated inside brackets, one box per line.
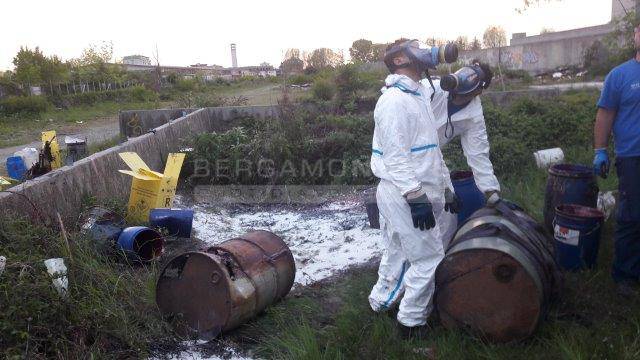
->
[231, 43, 238, 68]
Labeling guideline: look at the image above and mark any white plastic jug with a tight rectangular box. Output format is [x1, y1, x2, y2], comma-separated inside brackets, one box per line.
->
[14, 147, 38, 168]
[533, 148, 564, 169]
[43, 258, 68, 297]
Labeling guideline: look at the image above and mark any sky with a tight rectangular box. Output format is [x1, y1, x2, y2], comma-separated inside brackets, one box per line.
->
[0, 0, 613, 71]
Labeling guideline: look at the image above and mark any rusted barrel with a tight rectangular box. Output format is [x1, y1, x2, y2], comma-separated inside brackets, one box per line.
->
[156, 230, 295, 339]
[435, 201, 560, 343]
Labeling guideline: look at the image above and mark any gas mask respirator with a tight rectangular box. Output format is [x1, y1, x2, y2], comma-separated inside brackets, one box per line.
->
[383, 39, 459, 101]
[384, 40, 459, 75]
[440, 63, 492, 95]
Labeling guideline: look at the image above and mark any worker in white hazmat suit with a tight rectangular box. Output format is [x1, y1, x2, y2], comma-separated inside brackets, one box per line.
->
[368, 39, 460, 338]
[422, 61, 501, 247]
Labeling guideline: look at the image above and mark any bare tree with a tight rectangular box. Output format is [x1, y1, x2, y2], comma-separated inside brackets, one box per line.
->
[152, 44, 161, 92]
[455, 36, 470, 51]
[483, 26, 507, 91]
[483, 26, 507, 48]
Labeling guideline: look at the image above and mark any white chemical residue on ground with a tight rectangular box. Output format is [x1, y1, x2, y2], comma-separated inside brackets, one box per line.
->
[188, 199, 382, 286]
[166, 197, 383, 360]
[158, 341, 254, 360]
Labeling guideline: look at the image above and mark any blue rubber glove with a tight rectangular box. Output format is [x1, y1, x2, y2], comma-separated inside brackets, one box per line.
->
[593, 149, 610, 179]
[406, 193, 436, 231]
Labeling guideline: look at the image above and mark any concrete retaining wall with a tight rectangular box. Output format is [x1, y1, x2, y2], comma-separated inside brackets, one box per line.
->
[119, 108, 197, 138]
[1, 105, 281, 224]
[120, 105, 281, 138]
[459, 23, 617, 75]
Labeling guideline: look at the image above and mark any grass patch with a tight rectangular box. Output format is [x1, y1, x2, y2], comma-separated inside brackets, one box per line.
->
[0, 100, 161, 148]
[0, 207, 180, 358]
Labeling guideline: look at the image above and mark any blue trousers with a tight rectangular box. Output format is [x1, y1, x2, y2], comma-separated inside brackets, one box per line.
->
[613, 156, 640, 282]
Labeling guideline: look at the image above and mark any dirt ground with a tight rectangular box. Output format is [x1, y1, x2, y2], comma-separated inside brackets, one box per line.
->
[0, 115, 119, 175]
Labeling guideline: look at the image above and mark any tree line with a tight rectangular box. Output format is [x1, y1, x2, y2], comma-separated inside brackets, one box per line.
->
[1, 41, 144, 89]
[280, 26, 509, 73]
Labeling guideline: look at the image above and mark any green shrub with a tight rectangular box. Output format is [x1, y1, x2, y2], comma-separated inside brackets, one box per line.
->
[188, 91, 597, 186]
[311, 79, 336, 101]
[288, 74, 312, 85]
[174, 78, 199, 92]
[481, 92, 597, 176]
[187, 110, 375, 186]
[0, 95, 50, 116]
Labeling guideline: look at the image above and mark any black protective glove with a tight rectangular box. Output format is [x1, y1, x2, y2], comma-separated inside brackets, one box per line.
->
[406, 193, 436, 231]
[444, 188, 462, 214]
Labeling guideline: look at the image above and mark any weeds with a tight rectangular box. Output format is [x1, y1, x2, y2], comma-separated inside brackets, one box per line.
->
[0, 211, 179, 358]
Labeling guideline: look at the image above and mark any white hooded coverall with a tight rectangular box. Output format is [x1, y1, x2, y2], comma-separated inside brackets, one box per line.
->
[424, 79, 501, 248]
[368, 74, 451, 327]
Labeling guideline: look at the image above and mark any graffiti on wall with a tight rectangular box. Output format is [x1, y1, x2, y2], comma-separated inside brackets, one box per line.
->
[500, 48, 540, 68]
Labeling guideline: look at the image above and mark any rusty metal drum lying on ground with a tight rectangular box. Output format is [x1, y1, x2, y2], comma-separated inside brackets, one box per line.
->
[155, 230, 296, 339]
[435, 202, 560, 343]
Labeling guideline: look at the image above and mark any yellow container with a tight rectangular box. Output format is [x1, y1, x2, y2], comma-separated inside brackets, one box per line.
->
[118, 152, 185, 223]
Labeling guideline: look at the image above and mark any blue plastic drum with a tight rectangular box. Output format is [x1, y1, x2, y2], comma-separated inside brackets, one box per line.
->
[149, 208, 194, 238]
[451, 170, 486, 223]
[6, 156, 27, 181]
[544, 164, 598, 232]
[553, 204, 604, 271]
[117, 226, 164, 262]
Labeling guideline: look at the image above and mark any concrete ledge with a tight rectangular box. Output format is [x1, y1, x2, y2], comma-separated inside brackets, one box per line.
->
[119, 108, 197, 138]
[120, 105, 281, 138]
[483, 88, 561, 106]
[1, 105, 284, 224]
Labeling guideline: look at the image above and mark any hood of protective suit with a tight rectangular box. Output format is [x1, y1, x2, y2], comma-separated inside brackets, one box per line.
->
[381, 74, 421, 94]
[426, 79, 483, 128]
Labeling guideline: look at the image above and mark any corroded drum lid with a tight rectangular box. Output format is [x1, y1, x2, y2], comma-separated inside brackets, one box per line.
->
[436, 244, 542, 343]
[156, 252, 232, 340]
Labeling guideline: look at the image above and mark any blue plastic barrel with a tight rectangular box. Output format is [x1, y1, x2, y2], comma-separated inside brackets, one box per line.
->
[149, 208, 194, 237]
[79, 207, 126, 254]
[451, 170, 486, 223]
[553, 204, 604, 271]
[543, 164, 598, 232]
[6, 156, 27, 180]
[117, 226, 164, 262]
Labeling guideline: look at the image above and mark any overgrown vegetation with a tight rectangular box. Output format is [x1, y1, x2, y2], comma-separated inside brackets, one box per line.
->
[0, 87, 627, 358]
[0, 210, 180, 358]
[187, 90, 600, 186]
[584, 12, 640, 76]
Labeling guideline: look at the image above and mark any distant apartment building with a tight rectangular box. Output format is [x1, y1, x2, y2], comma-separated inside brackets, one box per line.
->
[122, 55, 152, 66]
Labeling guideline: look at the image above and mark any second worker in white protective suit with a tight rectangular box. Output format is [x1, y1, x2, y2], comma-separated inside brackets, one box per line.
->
[422, 61, 501, 247]
[368, 39, 459, 339]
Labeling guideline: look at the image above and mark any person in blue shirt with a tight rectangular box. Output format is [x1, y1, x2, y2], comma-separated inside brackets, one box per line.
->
[594, 24, 640, 296]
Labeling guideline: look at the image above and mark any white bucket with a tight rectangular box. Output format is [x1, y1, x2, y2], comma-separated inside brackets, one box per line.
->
[0, 256, 6, 277]
[534, 148, 564, 168]
[43, 258, 68, 297]
[598, 191, 617, 221]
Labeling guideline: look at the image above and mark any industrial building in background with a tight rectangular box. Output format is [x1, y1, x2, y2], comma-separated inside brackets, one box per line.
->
[122, 55, 152, 66]
[121, 42, 276, 81]
[459, 0, 638, 75]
